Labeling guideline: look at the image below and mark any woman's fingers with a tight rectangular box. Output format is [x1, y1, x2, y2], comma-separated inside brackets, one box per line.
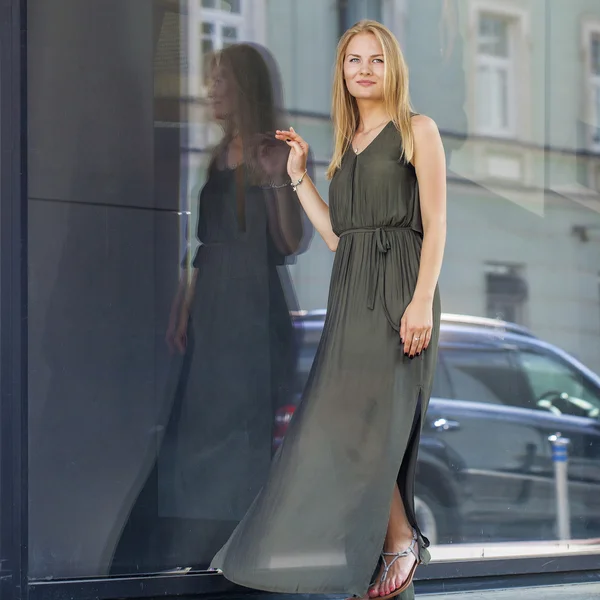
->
[404, 328, 428, 356]
[422, 328, 432, 351]
[415, 330, 428, 355]
[285, 139, 304, 154]
[408, 334, 420, 357]
[275, 128, 307, 146]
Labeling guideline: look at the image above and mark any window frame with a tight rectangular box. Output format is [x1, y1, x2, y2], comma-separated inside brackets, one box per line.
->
[7, 1, 600, 600]
[475, 14, 515, 136]
[582, 19, 600, 152]
[0, 2, 27, 600]
[469, 0, 530, 140]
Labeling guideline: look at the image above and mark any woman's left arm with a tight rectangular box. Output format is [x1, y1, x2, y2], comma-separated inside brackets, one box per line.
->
[400, 114, 447, 357]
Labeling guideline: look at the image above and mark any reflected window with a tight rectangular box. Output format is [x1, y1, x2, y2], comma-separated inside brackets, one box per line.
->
[442, 348, 530, 406]
[485, 262, 528, 325]
[200, 0, 243, 85]
[517, 350, 600, 419]
[476, 13, 514, 136]
[589, 32, 600, 149]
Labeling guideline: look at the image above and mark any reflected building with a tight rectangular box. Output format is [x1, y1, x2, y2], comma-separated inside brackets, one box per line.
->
[175, 0, 600, 372]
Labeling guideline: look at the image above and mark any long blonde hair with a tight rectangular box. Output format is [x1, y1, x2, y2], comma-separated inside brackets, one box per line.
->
[326, 20, 414, 180]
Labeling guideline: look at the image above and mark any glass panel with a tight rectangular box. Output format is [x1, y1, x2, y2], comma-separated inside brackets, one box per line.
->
[201, 21, 215, 35]
[478, 14, 509, 57]
[220, 0, 241, 13]
[476, 64, 491, 129]
[594, 81, 600, 138]
[499, 67, 509, 128]
[221, 25, 238, 43]
[592, 34, 600, 75]
[23, 0, 600, 587]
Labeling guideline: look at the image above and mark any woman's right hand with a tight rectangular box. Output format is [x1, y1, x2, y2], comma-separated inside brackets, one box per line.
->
[275, 127, 308, 180]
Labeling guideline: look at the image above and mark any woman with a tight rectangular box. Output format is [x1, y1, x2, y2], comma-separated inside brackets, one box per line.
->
[110, 43, 307, 573]
[210, 20, 446, 600]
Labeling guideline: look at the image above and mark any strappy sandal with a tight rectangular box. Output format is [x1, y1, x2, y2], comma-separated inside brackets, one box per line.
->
[369, 528, 420, 600]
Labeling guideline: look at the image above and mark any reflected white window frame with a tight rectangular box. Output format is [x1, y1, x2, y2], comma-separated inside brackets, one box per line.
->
[186, 0, 266, 99]
[582, 20, 600, 153]
[469, 0, 530, 140]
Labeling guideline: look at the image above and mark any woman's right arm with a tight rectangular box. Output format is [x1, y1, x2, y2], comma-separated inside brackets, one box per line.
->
[166, 267, 198, 354]
[275, 127, 339, 252]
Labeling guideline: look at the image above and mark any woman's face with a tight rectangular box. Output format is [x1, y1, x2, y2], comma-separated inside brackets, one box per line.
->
[209, 64, 235, 121]
[343, 32, 385, 102]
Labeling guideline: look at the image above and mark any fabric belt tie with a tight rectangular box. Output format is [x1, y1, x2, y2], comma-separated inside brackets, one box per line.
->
[338, 226, 411, 333]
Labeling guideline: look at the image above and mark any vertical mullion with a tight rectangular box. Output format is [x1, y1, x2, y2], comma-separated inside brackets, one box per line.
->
[0, 1, 28, 600]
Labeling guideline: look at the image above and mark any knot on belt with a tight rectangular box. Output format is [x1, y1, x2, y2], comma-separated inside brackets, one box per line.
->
[338, 226, 411, 332]
[374, 227, 391, 255]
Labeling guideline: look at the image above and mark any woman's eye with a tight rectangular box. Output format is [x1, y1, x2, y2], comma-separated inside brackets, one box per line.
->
[349, 57, 359, 63]
[373, 58, 384, 63]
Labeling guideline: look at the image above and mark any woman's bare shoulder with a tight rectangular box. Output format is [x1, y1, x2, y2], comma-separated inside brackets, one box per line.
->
[410, 113, 439, 135]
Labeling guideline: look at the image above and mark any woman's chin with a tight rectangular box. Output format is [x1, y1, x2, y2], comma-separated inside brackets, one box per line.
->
[349, 89, 383, 102]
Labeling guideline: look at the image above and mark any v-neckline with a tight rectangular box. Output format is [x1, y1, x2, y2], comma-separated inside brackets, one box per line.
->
[351, 120, 393, 156]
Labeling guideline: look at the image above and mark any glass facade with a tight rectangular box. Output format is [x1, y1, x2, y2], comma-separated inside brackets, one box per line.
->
[1, 0, 600, 597]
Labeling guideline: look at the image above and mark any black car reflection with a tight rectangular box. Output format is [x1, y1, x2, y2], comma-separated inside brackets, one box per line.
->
[274, 311, 600, 544]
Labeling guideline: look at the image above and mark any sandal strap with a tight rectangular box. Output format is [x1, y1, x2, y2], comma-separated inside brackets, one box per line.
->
[379, 529, 419, 583]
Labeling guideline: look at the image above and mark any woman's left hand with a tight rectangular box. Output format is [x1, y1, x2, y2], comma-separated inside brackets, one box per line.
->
[400, 298, 433, 357]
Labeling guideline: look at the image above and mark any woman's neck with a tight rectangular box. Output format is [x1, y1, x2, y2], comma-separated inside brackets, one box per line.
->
[355, 103, 390, 133]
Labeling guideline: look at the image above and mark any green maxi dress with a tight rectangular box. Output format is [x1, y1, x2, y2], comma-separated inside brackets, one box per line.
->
[211, 120, 442, 598]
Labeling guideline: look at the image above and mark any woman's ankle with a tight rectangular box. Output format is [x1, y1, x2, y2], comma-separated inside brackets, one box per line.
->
[386, 525, 414, 547]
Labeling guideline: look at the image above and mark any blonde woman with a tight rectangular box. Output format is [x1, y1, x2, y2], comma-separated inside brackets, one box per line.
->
[211, 20, 446, 600]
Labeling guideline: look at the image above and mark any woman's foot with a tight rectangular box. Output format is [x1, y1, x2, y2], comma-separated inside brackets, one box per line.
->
[368, 528, 419, 598]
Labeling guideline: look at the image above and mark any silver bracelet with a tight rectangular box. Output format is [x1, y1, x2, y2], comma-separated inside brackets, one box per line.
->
[260, 179, 291, 190]
[291, 169, 308, 192]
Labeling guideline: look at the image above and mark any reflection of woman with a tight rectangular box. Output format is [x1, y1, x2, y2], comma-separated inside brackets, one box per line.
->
[163, 39, 306, 532]
[211, 20, 446, 600]
[111, 43, 307, 572]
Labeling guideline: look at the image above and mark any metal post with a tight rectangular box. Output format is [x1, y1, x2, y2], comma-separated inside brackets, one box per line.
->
[548, 434, 571, 540]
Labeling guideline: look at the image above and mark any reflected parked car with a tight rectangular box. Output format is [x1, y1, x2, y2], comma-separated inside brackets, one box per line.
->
[274, 311, 600, 544]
